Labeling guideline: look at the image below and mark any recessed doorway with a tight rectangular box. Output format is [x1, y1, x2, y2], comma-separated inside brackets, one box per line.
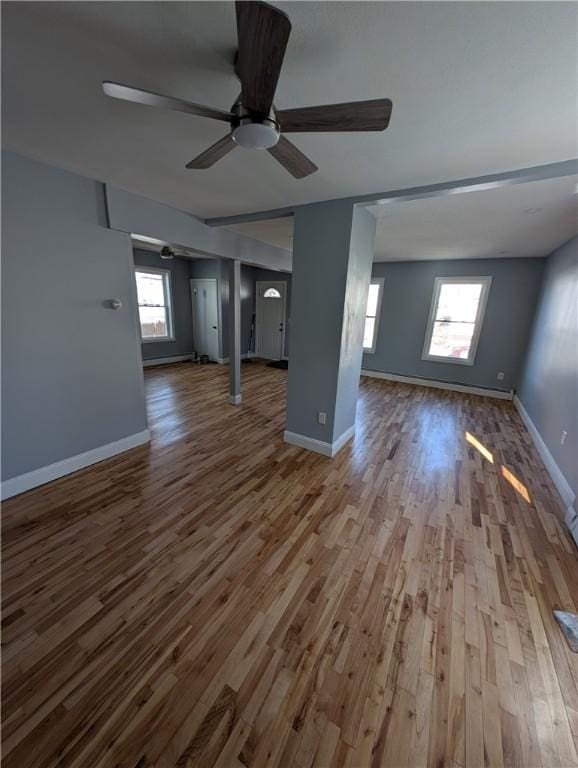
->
[190, 278, 220, 361]
[255, 281, 286, 360]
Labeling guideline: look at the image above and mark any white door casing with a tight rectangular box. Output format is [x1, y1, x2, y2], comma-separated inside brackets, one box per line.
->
[256, 281, 286, 360]
[191, 279, 219, 361]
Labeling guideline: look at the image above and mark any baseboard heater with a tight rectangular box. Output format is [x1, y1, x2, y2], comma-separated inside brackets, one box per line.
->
[360, 369, 513, 400]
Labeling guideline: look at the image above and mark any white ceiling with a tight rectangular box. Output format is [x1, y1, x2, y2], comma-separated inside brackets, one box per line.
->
[2, 2, 577, 219]
[227, 174, 578, 261]
[227, 217, 295, 250]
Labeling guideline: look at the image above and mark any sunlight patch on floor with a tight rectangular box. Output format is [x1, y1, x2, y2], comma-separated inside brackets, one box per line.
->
[501, 465, 531, 503]
[465, 431, 494, 464]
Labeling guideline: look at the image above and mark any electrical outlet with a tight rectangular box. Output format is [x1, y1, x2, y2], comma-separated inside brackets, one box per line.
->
[318, 412, 326, 425]
[497, 371, 505, 381]
[561, 430, 568, 446]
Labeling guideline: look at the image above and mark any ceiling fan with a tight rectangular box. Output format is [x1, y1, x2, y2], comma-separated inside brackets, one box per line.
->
[103, 1, 392, 179]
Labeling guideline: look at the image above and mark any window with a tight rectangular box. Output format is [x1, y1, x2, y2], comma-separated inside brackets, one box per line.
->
[263, 287, 281, 298]
[422, 276, 491, 365]
[363, 278, 384, 353]
[135, 268, 174, 342]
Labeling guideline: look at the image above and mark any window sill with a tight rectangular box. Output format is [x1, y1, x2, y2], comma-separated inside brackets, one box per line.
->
[422, 354, 475, 367]
[141, 337, 175, 344]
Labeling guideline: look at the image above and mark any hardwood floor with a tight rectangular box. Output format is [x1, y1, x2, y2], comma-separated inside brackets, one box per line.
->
[2, 361, 577, 768]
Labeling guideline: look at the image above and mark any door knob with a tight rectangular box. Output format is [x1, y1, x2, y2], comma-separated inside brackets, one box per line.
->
[212, 325, 217, 329]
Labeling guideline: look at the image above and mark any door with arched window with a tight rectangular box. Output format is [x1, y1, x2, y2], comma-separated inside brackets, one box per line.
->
[256, 281, 286, 360]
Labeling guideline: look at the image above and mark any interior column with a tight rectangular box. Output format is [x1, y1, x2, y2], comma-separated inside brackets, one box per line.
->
[228, 259, 242, 405]
[285, 201, 376, 456]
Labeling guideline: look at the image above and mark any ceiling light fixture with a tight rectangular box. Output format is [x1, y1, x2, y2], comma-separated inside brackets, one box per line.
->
[102, 1, 393, 179]
[232, 118, 280, 150]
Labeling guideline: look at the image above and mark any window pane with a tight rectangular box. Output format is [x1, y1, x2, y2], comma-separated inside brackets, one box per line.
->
[263, 287, 281, 298]
[139, 306, 168, 338]
[429, 321, 475, 359]
[363, 317, 375, 349]
[435, 282, 482, 323]
[366, 283, 380, 317]
[136, 272, 165, 307]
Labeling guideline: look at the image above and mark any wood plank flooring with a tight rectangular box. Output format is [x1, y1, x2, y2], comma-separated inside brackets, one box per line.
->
[2, 361, 578, 767]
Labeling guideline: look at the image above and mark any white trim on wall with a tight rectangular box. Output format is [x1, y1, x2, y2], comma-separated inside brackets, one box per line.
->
[284, 424, 355, 458]
[143, 355, 193, 367]
[1, 429, 151, 500]
[513, 395, 576, 518]
[566, 508, 578, 549]
[361, 369, 513, 400]
[217, 353, 254, 364]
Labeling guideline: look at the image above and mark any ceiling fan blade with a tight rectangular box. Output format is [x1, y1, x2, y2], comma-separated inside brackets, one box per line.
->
[186, 134, 237, 169]
[102, 82, 232, 123]
[268, 136, 317, 179]
[277, 98, 393, 132]
[235, 1, 291, 114]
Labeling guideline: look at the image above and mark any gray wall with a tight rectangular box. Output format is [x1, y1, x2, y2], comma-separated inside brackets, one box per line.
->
[1, 151, 148, 482]
[518, 237, 578, 503]
[133, 249, 193, 361]
[287, 200, 374, 444]
[287, 201, 352, 442]
[362, 257, 545, 391]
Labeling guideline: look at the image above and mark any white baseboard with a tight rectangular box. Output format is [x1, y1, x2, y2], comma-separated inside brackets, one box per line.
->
[284, 424, 355, 458]
[143, 355, 192, 367]
[513, 395, 576, 518]
[0, 429, 151, 500]
[565, 508, 578, 549]
[229, 394, 242, 405]
[332, 424, 356, 455]
[361, 369, 513, 401]
[217, 353, 252, 364]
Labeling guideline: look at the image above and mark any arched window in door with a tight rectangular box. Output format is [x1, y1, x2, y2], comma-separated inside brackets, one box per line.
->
[263, 287, 281, 298]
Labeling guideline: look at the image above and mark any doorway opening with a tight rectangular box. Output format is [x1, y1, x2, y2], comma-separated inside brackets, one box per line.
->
[191, 278, 220, 362]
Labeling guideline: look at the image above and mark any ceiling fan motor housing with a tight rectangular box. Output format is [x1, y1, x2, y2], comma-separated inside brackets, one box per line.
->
[231, 103, 280, 150]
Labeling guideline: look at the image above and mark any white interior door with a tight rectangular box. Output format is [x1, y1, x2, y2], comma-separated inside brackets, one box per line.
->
[191, 279, 219, 361]
[256, 281, 286, 360]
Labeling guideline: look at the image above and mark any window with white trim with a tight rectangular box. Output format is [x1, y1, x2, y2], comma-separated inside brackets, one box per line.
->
[135, 268, 174, 342]
[422, 276, 491, 365]
[363, 278, 384, 353]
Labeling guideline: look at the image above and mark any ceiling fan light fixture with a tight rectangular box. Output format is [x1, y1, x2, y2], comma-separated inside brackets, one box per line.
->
[103, 3, 392, 178]
[232, 118, 280, 150]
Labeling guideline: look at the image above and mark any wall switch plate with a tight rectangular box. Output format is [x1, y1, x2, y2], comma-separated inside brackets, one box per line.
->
[497, 372, 505, 381]
[318, 412, 326, 425]
[561, 430, 568, 446]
